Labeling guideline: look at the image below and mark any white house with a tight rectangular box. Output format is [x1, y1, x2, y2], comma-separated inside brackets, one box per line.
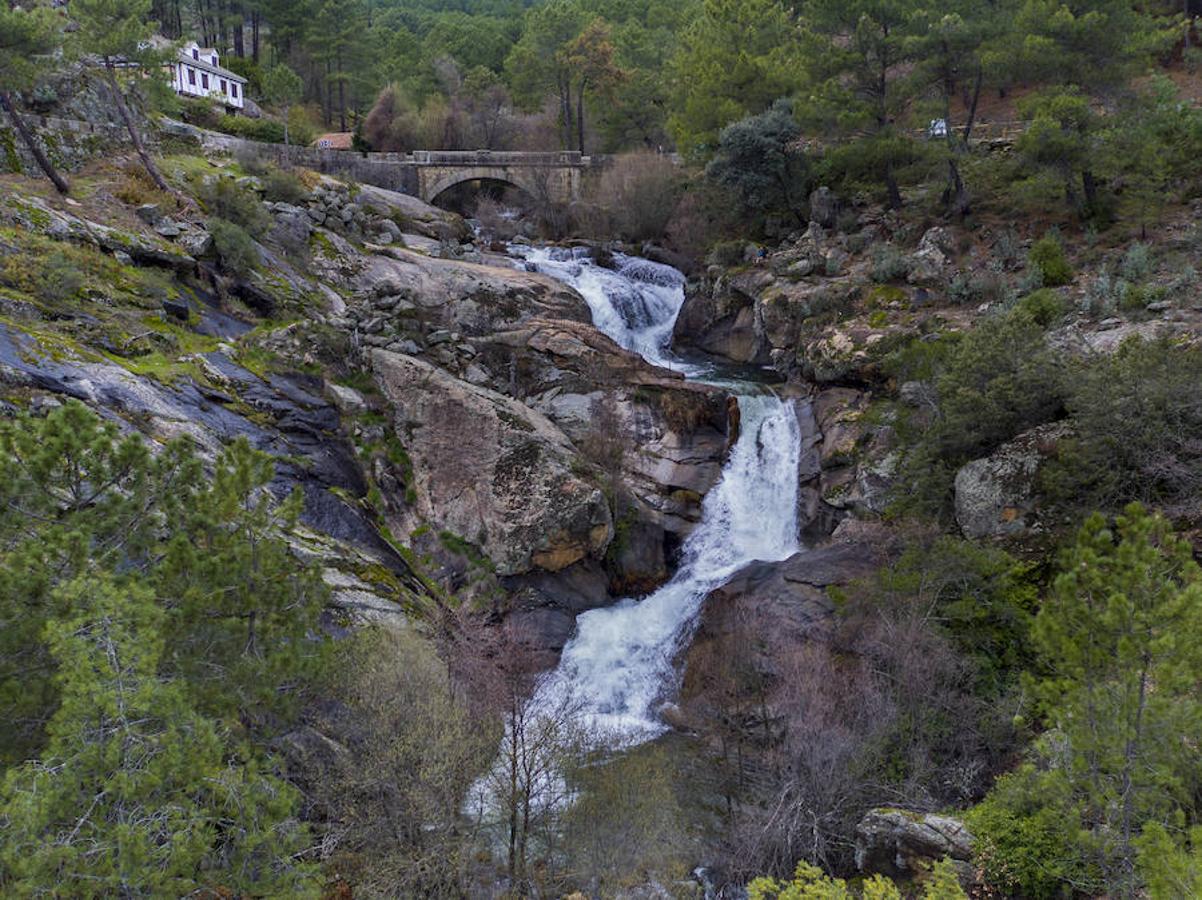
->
[171, 41, 247, 111]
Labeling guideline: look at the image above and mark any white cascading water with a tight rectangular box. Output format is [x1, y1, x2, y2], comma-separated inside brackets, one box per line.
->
[513, 245, 803, 744]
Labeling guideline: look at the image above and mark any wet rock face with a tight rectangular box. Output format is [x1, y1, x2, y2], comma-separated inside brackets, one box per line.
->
[329, 240, 734, 589]
[371, 349, 612, 577]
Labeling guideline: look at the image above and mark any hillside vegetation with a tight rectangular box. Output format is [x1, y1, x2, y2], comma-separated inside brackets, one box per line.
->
[2, 0, 1202, 898]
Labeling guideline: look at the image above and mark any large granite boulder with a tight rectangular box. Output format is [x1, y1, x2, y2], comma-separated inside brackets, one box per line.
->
[371, 349, 612, 577]
[855, 808, 974, 884]
[954, 422, 1070, 539]
[672, 271, 767, 364]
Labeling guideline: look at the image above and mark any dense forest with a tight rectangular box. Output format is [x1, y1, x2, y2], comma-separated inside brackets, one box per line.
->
[4, 0, 1202, 897]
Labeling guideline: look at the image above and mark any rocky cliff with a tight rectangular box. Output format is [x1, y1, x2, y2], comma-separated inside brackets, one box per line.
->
[0, 150, 732, 660]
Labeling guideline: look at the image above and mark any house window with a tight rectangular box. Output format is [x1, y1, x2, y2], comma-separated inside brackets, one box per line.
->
[201, 73, 209, 90]
[220, 79, 227, 93]
[188, 68, 195, 86]
[192, 48, 198, 60]
[231, 83, 238, 99]
[211, 56, 217, 65]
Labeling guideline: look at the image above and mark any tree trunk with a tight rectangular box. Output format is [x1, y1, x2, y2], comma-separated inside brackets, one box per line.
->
[962, 65, 983, 148]
[233, 5, 245, 58]
[282, 103, 290, 147]
[324, 61, 333, 127]
[102, 59, 172, 195]
[1117, 660, 1150, 899]
[884, 162, 903, 209]
[944, 158, 969, 216]
[251, 10, 260, 63]
[575, 78, 586, 154]
[1082, 168, 1099, 215]
[557, 74, 572, 151]
[0, 92, 70, 194]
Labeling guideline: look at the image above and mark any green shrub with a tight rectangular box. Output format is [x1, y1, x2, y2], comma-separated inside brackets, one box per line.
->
[1120, 242, 1152, 282]
[1028, 233, 1073, 286]
[262, 168, 309, 205]
[212, 113, 315, 147]
[948, 269, 1008, 307]
[1016, 288, 1067, 327]
[1084, 272, 1116, 317]
[207, 218, 260, 277]
[1041, 338, 1202, 520]
[880, 331, 961, 383]
[871, 243, 909, 282]
[198, 177, 269, 236]
[932, 309, 1066, 461]
[708, 239, 746, 267]
[890, 307, 1067, 518]
[179, 97, 222, 129]
[37, 251, 85, 303]
[967, 766, 1093, 899]
[1117, 280, 1149, 311]
[861, 537, 1038, 696]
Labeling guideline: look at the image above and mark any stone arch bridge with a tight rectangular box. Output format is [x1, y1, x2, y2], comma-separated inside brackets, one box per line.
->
[191, 128, 594, 205]
[407, 150, 590, 204]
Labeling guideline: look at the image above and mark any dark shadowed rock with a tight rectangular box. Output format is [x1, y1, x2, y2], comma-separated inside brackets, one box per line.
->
[678, 540, 883, 725]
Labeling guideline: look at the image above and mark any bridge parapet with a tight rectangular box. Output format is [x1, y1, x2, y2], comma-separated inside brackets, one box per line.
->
[408, 150, 591, 167]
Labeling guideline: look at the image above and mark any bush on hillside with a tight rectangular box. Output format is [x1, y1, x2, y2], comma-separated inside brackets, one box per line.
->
[890, 306, 1067, 518]
[208, 218, 260, 277]
[1028, 233, 1073, 286]
[1015, 288, 1068, 326]
[967, 766, 1094, 900]
[1041, 338, 1202, 522]
[262, 168, 310, 205]
[198, 177, 270, 236]
[870, 244, 909, 283]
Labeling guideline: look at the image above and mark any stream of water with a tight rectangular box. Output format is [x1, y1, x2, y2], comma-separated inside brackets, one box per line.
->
[513, 246, 803, 745]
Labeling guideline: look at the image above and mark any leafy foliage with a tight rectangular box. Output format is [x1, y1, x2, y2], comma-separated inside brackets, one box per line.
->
[0, 575, 320, 898]
[970, 506, 1202, 897]
[706, 99, 809, 225]
[1042, 339, 1202, 522]
[748, 857, 966, 899]
[1027, 232, 1073, 286]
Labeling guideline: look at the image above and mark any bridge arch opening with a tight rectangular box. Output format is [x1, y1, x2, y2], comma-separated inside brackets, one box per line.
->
[431, 177, 537, 241]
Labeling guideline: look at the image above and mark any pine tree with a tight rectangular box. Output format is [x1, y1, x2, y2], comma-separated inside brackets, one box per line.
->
[0, 574, 320, 897]
[0, 404, 326, 763]
[801, 0, 925, 208]
[0, 403, 201, 764]
[0, 6, 71, 194]
[70, 0, 176, 195]
[1033, 505, 1202, 896]
[263, 62, 303, 145]
[666, 0, 803, 156]
[156, 438, 328, 728]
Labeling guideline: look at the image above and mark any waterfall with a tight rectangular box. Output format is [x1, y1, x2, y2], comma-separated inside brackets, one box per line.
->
[514, 245, 803, 744]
